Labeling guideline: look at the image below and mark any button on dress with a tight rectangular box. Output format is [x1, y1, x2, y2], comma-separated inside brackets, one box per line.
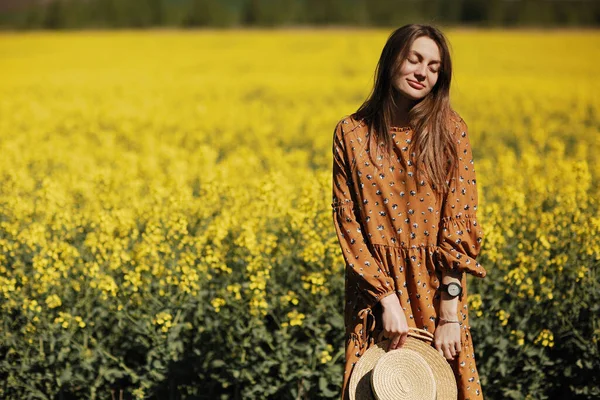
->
[331, 113, 487, 400]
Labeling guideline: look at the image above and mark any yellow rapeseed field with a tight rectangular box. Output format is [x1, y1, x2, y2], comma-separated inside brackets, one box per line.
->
[0, 29, 598, 398]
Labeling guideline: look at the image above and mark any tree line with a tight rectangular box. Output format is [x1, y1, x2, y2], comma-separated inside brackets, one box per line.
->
[0, 0, 598, 30]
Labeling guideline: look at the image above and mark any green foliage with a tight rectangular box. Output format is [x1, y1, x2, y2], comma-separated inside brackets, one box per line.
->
[0, 0, 599, 30]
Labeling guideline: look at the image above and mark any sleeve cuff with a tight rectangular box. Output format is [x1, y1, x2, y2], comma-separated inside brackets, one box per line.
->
[435, 215, 487, 278]
[347, 266, 396, 308]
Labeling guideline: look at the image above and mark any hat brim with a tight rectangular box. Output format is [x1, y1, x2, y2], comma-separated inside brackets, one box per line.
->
[349, 337, 457, 400]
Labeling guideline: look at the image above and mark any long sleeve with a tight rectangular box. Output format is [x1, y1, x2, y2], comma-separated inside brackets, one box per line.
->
[434, 116, 487, 278]
[331, 118, 395, 307]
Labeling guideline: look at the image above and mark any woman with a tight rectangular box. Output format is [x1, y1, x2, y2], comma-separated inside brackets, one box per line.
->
[331, 24, 487, 400]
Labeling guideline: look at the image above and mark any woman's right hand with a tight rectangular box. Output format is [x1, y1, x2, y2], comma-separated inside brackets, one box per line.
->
[379, 294, 409, 352]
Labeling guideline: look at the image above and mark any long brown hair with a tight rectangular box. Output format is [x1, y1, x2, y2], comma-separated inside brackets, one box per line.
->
[354, 24, 459, 198]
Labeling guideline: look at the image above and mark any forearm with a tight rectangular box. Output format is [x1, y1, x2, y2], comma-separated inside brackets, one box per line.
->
[439, 269, 463, 318]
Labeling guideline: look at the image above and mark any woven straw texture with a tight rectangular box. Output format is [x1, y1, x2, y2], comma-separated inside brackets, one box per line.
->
[349, 340, 387, 400]
[371, 348, 436, 400]
[348, 328, 458, 400]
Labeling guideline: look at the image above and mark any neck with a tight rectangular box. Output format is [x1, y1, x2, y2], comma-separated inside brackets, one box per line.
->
[390, 92, 418, 127]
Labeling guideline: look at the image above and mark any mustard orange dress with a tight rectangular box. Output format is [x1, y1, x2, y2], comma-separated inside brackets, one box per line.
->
[331, 113, 487, 400]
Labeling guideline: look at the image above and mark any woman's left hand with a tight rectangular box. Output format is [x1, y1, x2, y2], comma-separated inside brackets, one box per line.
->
[434, 321, 462, 361]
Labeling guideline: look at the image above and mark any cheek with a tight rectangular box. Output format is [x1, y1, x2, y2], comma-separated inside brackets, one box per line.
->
[429, 74, 439, 87]
[398, 62, 414, 77]
[393, 69, 409, 86]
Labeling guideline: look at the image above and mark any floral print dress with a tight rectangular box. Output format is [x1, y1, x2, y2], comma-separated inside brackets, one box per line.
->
[331, 113, 487, 400]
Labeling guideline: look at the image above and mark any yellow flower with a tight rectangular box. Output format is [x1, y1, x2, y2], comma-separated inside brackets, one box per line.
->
[53, 312, 74, 329]
[74, 316, 86, 328]
[211, 297, 226, 313]
[576, 266, 588, 281]
[286, 310, 305, 327]
[45, 294, 62, 309]
[467, 294, 482, 311]
[280, 290, 300, 305]
[496, 310, 510, 326]
[510, 329, 525, 346]
[153, 311, 173, 333]
[320, 344, 334, 364]
[534, 329, 554, 347]
[23, 299, 42, 313]
[226, 284, 242, 300]
[301, 272, 329, 295]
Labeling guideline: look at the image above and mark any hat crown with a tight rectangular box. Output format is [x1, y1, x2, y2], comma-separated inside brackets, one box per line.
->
[348, 327, 458, 400]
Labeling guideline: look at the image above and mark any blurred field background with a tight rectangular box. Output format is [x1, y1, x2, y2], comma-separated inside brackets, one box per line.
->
[0, 1, 599, 400]
[0, 0, 599, 29]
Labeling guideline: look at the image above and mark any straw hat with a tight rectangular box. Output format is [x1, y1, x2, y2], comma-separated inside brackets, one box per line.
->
[348, 327, 457, 400]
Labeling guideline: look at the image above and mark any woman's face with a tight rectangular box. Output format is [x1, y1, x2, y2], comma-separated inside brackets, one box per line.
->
[392, 36, 441, 101]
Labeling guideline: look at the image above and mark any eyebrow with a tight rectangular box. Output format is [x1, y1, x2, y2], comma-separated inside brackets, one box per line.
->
[410, 50, 441, 64]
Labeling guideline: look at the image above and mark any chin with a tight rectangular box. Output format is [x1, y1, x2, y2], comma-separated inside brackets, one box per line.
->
[393, 85, 427, 102]
[401, 89, 425, 101]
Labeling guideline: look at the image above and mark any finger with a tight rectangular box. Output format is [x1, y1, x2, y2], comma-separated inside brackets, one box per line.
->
[456, 341, 462, 354]
[399, 331, 408, 347]
[388, 334, 400, 351]
[438, 348, 445, 359]
[393, 334, 402, 348]
[450, 343, 457, 357]
[435, 342, 444, 358]
[443, 344, 454, 360]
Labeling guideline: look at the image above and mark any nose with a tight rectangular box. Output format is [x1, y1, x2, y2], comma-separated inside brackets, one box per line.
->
[415, 63, 427, 80]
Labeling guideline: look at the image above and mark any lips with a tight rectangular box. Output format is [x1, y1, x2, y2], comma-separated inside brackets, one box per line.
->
[407, 80, 425, 89]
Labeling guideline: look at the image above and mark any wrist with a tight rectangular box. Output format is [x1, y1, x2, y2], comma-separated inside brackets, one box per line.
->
[439, 309, 458, 319]
[379, 293, 399, 308]
[439, 293, 458, 318]
[440, 290, 460, 301]
[438, 317, 460, 324]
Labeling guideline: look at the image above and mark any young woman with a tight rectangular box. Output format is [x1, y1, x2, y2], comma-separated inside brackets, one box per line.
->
[331, 24, 487, 400]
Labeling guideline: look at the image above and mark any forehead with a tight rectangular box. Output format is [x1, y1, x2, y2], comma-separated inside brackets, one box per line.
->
[409, 36, 441, 61]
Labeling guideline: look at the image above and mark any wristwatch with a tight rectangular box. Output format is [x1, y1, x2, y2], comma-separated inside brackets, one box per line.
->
[440, 282, 463, 298]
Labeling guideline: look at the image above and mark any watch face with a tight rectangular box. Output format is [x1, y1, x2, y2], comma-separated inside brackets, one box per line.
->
[447, 283, 461, 296]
